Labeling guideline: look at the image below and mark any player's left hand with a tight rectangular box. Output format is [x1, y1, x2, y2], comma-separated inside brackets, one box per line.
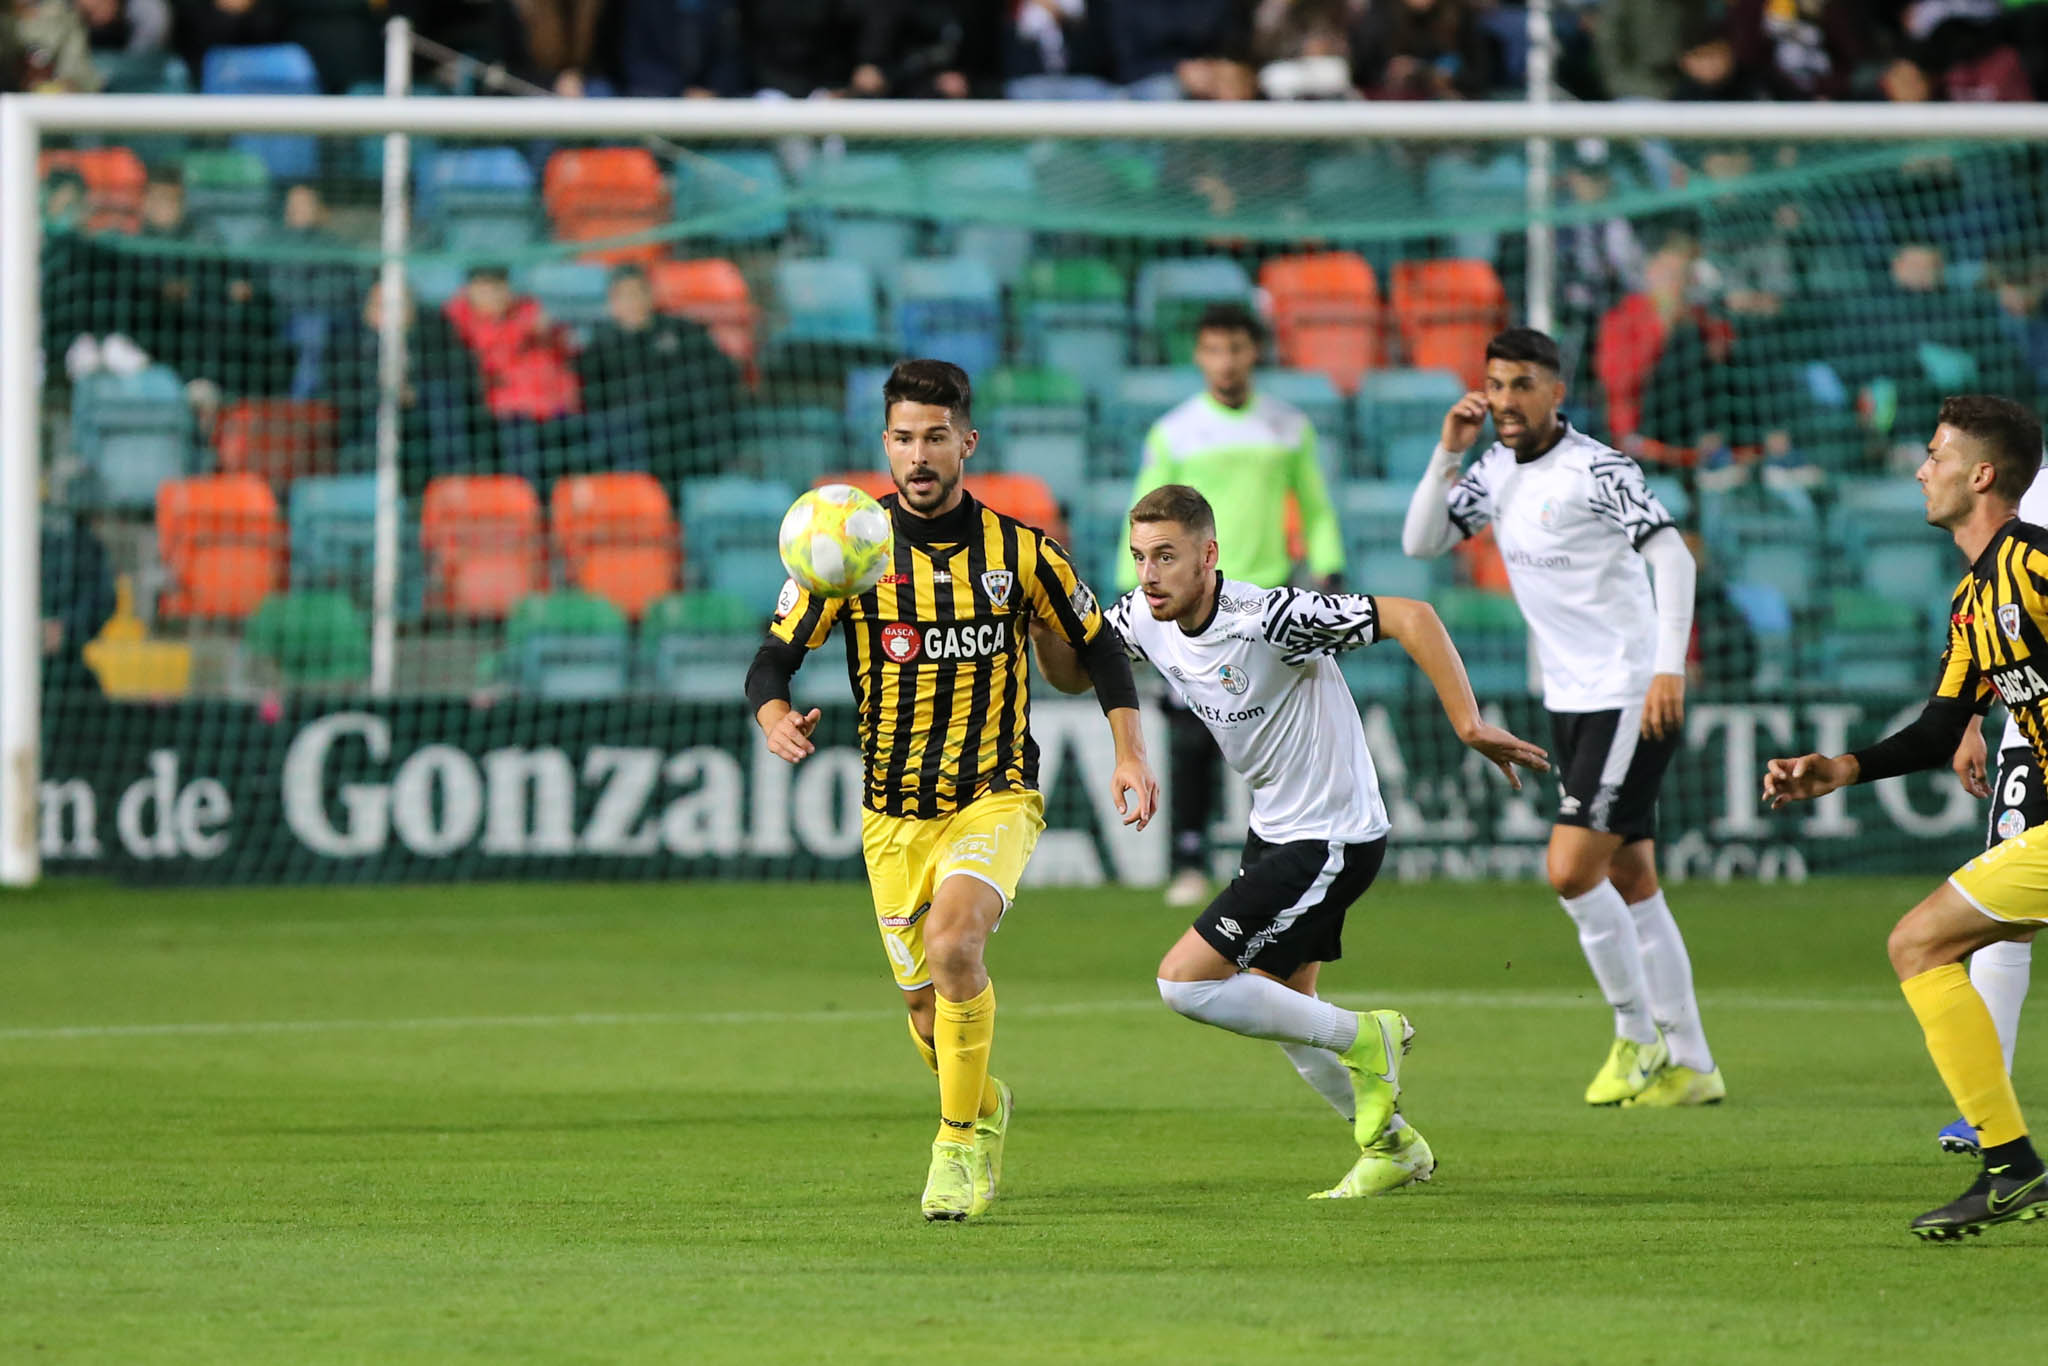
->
[1111, 756, 1159, 830]
[1461, 723, 1549, 792]
[1952, 720, 1990, 799]
[1642, 673, 1685, 739]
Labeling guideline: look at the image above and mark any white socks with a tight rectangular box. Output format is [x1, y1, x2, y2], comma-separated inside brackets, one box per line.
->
[1626, 890, 1714, 1073]
[1157, 974, 1360, 1052]
[1970, 938, 2032, 1072]
[1559, 881, 1658, 1045]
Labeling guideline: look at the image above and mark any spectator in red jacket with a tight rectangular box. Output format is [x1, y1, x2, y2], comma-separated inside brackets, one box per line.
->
[1596, 234, 1735, 463]
[443, 265, 584, 483]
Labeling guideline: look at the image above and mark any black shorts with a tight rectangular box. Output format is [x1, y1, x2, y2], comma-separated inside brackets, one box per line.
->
[1548, 707, 1681, 842]
[1193, 832, 1388, 978]
[1987, 744, 2048, 849]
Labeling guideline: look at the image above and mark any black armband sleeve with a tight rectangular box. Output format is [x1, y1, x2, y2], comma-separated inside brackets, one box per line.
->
[1079, 626, 1140, 715]
[744, 638, 806, 714]
[1849, 696, 1980, 784]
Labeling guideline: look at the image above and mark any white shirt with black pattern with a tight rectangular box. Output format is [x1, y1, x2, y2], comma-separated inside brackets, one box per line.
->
[1444, 421, 1677, 712]
[1107, 577, 1392, 845]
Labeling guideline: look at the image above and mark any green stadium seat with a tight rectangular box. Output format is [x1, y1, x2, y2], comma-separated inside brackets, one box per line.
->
[1134, 258, 1253, 365]
[639, 590, 762, 697]
[244, 591, 370, 685]
[1434, 588, 1528, 698]
[1020, 257, 1130, 397]
[496, 591, 629, 700]
[982, 367, 1090, 490]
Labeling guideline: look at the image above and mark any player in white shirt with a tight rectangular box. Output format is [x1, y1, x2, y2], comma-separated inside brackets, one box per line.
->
[1402, 327, 1724, 1108]
[1036, 483, 1547, 1200]
[1939, 463, 2048, 1156]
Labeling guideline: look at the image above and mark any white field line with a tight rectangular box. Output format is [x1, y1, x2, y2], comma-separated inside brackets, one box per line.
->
[0, 990, 1896, 1043]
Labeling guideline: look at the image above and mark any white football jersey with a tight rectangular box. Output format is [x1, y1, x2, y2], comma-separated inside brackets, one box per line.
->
[1997, 468, 2048, 751]
[1107, 577, 1392, 845]
[1446, 422, 1676, 712]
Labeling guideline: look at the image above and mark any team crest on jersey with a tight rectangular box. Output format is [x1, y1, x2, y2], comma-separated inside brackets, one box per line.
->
[1218, 663, 1250, 695]
[1071, 581, 1096, 617]
[980, 570, 1014, 608]
[774, 579, 800, 618]
[2000, 603, 2023, 642]
[881, 622, 922, 662]
[1539, 497, 1561, 528]
[1999, 808, 2028, 841]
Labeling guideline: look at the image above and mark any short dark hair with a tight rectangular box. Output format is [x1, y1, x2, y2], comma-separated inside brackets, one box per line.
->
[1484, 326, 1562, 375]
[1938, 394, 2043, 503]
[145, 164, 182, 190]
[883, 358, 973, 425]
[607, 263, 649, 288]
[1195, 300, 1263, 345]
[466, 264, 510, 284]
[1129, 483, 1217, 541]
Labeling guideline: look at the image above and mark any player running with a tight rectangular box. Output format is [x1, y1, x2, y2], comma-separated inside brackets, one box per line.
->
[1402, 327, 1722, 1108]
[746, 359, 1158, 1223]
[1037, 483, 1548, 1199]
[1939, 463, 2048, 1157]
[1767, 395, 2048, 1241]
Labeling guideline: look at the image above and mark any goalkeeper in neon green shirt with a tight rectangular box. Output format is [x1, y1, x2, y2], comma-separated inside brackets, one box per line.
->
[1121, 301, 1347, 907]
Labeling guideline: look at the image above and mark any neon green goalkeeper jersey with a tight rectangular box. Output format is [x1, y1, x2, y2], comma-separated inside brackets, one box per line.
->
[1119, 389, 1346, 590]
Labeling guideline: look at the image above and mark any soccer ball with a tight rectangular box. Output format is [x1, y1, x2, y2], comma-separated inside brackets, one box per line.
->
[778, 484, 894, 598]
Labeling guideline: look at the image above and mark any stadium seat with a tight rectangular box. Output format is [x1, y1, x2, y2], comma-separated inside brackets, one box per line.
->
[748, 406, 850, 488]
[550, 472, 680, 620]
[39, 146, 147, 234]
[650, 258, 757, 380]
[1355, 368, 1465, 479]
[672, 149, 790, 244]
[1261, 252, 1382, 396]
[287, 473, 424, 620]
[923, 152, 1037, 286]
[1827, 477, 1938, 552]
[70, 365, 192, 510]
[1336, 480, 1413, 555]
[1732, 543, 1822, 612]
[1019, 257, 1130, 397]
[515, 261, 611, 332]
[681, 476, 797, 582]
[818, 469, 898, 504]
[1353, 547, 1442, 600]
[406, 261, 466, 308]
[91, 49, 192, 96]
[1859, 537, 1961, 613]
[544, 148, 668, 266]
[421, 475, 544, 618]
[1423, 151, 1527, 256]
[1134, 259, 1253, 364]
[1433, 588, 1528, 698]
[1305, 149, 1425, 225]
[244, 591, 370, 685]
[800, 153, 917, 276]
[889, 258, 1002, 379]
[157, 474, 285, 621]
[774, 259, 880, 343]
[498, 591, 630, 700]
[1098, 368, 1201, 479]
[704, 547, 795, 620]
[179, 149, 271, 248]
[1255, 369, 1348, 478]
[968, 472, 1070, 545]
[639, 589, 762, 697]
[1822, 589, 1925, 691]
[981, 367, 1090, 491]
[1389, 261, 1508, 388]
[212, 399, 338, 487]
[842, 365, 895, 449]
[423, 146, 538, 253]
[202, 46, 322, 180]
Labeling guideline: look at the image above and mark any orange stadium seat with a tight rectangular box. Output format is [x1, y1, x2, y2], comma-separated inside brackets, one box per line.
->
[551, 472, 680, 620]
[156, 474, 284, 621]
[651, 258, 759, 381]
[1262, 252, 1382, 396]
[1390, 260, 1509, 389]
[40, 147, 147, 234]
[421, 475, 545, 619]
[544, 148, 667, 264]
[813, 471, 1071, 546]
[213, 398, 338, 487]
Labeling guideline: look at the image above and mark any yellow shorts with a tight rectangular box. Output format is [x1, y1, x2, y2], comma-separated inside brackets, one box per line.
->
[1949, 822, 2048, 927]
[860, 789, 1046, 990]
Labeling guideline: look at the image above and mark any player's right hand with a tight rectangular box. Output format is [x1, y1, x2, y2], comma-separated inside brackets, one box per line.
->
[1952, 721, 1990, 799]
[1761, 753, 1849, 808]
[1463, 722, 1549, 792]
[1440, 391, 1489, 457]
[765, 707, 822, 763]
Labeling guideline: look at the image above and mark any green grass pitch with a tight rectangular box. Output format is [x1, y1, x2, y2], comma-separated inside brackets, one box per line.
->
[2, 876, 2044, 1364]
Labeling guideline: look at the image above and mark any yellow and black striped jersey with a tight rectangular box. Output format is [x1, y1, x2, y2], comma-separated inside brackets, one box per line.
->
[765, 491, 1108, 819]
[1933, 518, 2048, 765]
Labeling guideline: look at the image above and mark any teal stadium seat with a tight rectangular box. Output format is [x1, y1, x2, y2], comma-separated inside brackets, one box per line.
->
[775, 259, 880, 343]
[1255, 368, 1348, 479]
[1098, 368, 1201, 480]
[202, 45, 321, 180]
[71, 365, 192, 511]
[499, 591, 629, 700]
[674, 149, 790, 244]
[982, 368, 1090, 491]
[1355, 368, 1463, 479]
[516, 261, 610, 333]
[890, 258, 1002, 379]
[801, 153, 917, 276]
[1133, 258, 1253, 364]
[287, 474, 424, 621]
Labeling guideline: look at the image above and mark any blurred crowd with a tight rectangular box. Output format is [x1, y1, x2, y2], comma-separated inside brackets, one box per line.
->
[5, 1, 2046, 106]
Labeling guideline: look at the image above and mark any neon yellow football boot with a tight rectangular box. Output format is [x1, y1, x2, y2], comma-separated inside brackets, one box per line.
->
[921, 1140, 976, 1223]
[1622, 1064, 1726, 1108]
[1584, 1033, 1670, 1106]
[969, 1077, 1014, 1217]
[1310, 1122, 1437, 1200]
[1338, 1009, 1414, 1147]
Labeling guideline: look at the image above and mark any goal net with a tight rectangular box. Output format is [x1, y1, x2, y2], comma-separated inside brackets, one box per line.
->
[8, 94, 2044, 885]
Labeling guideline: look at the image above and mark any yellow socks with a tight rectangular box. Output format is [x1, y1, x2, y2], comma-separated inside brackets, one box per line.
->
[909, 1007, 1002, 1118]
[934, 981, 997, 1145]
[1902, 963, 2029, 1148]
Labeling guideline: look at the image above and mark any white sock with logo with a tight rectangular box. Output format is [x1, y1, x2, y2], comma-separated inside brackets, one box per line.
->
[1280, 1039, 1356, 1122]
[1626, 890, 1714, 1072]
[1560, 881, 1658, 1045]
[1157, 975, 1361, 1052]
[1970, 938, 2032, 1072]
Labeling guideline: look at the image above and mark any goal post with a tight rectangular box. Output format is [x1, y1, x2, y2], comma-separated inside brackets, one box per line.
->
[7, 92, 2048, 888]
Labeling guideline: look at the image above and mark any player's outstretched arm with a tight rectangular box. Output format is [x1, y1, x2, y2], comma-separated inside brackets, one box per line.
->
[755, 700, 822, 764]
[1377, 595, 1549, 790]
[1105, 706, 1159, 830]
[1402, 392, 1487, 559]
[745, 635, 820, 764]
[1761, 752, 1857, 808]
[1952, 714, 1991, 799]
[1029, 620, 1093, 695]
[1762, 696, 1978, 807]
